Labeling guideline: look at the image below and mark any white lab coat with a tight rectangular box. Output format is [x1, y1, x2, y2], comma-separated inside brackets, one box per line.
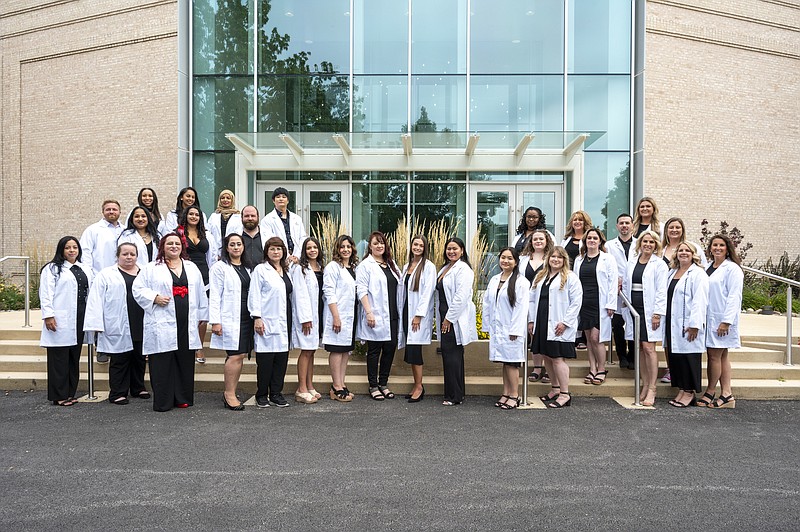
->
[39, 262, 94, 347]
[321, 261, 358, 347]
[117, 229, 157, 268]
[80, 219, 124, 275]
[259, 209, 308, 259]
[666, 264, 709, 354]
[83, 265, 138, 353]
[512, 230, 556, 250]
[663, 241, 709, 269]
[356, 255, 404, 344]
[208, 212, 244, 258]
[435, 260, 478, 346]
[292, 266, 323, 350]
[517, 255, 543, 282]
[132, 260, 209, 355]
[573, 252, 619, 342]
[528, 271, 583, 343]
[163, 209, 208, 235]
[606, 236, 637, 313]
[705, 259, 744, 349]
[208, 261, 252, 351]
[482, 273, 529, 362]
[248, 263, 312, 353]
[398, 260, 437, 345]
[622, 255, 669, 342]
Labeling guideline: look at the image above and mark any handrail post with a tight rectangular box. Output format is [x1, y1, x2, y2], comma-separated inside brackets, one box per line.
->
[23, 257, 31, 327]
[87, 342, 98, 400]
[522, 357, 529, 405]
[786, 285, 793, 366]
[633, 312, 641, 406]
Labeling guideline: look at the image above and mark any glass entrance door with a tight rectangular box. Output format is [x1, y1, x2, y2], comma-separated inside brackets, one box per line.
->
[468, 184, 563, 287]
[255, 183, 350, 237]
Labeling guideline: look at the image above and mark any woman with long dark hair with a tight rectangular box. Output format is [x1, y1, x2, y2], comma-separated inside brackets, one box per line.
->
[512, 207, 554, 253]
[209, 233, 254, 411]
[249, 237, 312, 408]
[357, 231, 403, 400]
[39, 236, 94, 406]
[84, 243, 148, 405]
[400, 235, 437, 403]
[294, 237, 326, 403]
[127, 187, 163, 229]
[164, 186, 207, 234]
[482, 247, 529, 410]
[436, 237, 478, 406]
[177, 205, 217, 364]
[700, 234, 744, 409]
[118, 206, 160, 267]
[323, 235, 359, 402]
[132, 233, 208, 412]
[529, 247, 583, 408]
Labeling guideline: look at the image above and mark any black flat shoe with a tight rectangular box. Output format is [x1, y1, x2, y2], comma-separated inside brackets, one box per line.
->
[223, 394, 245, 411]
[408, 386, 425, 403]
[135, 391, 151, 399]
[110, 397, 129, 405]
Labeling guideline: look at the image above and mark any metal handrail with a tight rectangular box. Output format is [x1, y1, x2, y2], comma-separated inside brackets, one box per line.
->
[742, 265, 796, 366]
[619, 292, 642, 406]
[0, 256, 31, 327]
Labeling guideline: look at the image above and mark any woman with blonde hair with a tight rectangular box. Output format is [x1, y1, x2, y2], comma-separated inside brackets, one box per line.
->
[632, 197, 661, 238]
[622, 230, 668, 406]
[520, 229, 553, 383]
[560, 210, 592, 269]
[661, 216, 708, 269]
[528, 246, 583, 408]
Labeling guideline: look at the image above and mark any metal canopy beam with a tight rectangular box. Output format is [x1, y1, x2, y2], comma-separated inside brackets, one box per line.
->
[563, 133, 589, 160]
[332, 134, 352, 155]
[465, 133, 480, 156]
[279, 133, 305, 163]
[513, 133, 535, 157]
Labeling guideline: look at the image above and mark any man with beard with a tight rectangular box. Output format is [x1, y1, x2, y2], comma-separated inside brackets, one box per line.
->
[240, 205, 263, 266]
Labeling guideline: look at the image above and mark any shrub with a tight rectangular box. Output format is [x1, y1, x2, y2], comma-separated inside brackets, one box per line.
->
[741, 284, 770, 311]
[768, 291, 800, 315]
[699, 219, 753, 262]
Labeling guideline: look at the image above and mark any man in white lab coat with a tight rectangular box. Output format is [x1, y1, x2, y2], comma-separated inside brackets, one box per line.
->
[80, 199, 124, 362]
[606, 213, 636, 369]
[259, 187, 307, 263]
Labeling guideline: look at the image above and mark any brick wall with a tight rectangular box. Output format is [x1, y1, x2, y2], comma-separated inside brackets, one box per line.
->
[644, 0, 800, 262]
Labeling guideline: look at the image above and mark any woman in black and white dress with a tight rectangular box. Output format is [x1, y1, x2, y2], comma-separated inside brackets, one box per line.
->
[39, 236, 94, 406]
[399, 235, 437, 403]
[209, 233, 254, 411]
[521, 229, 553, 383]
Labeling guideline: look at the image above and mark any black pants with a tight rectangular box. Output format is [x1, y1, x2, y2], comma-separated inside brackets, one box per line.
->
[108, 341, 147, 401]
[366, 319, 399, 388]
[256, 351, 289, 399]
[612, 313, 635, 365]
[149, 348, 194, 412]
[440, 329, 465, 403]
[47, 345, 81, 402]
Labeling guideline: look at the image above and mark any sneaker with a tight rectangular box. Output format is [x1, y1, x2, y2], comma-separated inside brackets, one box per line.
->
[270, 394, 289, 407]
[660, 371, 671, 383]
[96, 353, 109, 364]
[255, 396, 270, 408]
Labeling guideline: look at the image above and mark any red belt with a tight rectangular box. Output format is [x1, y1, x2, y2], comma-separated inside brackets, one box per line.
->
[172, 285, 188, 298]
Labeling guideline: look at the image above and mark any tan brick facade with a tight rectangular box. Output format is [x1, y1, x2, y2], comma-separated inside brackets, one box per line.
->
[644, 0, 800, 262]
[1, 0, 178, 265]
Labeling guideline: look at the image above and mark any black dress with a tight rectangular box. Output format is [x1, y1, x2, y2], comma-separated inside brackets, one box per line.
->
[403, 271, 423, 366]
[314, 270, 324, 339]
[228, 264, 254, 356]
[186, 237, 210, 285]
[565, 238, 581, 269]
[630, 261, 649, 341]
[578, 257, 600, 331]
[531, 275, 576, 359]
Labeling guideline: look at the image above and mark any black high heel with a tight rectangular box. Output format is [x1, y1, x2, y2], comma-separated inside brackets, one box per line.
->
[547, 392, 571, 408]
[539, 386, 560, 403]
[408, 386, 425, 403]
[223, 394, 244, 411]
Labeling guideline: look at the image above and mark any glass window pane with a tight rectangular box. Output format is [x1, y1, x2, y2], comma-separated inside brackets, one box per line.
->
[411, 76, 466, 132]
[193, 76, 254, 150]
[193, 0, 254, 75]
[413, 171, 466, 182]
[470, 75, 562, 131]
[569, 0, 631, 74]
[352, 183, 408, 255]
[476, 191, 510, 285]
[470, 172, 564, 182]
[583, 152, 630, 238]
[352, 171, 407, 181]
[354, 76, 408, 133]
[521, 191, 558, 236]
[258, 75, 349, 132]
[309, 190, 343, 231]
[193, 151, 235, 214]
[411, 0, 467, 74]
[259, 0, 349, 74]
[255, 171, 348, 181]
[354, 0, 408, 74]
[412, 184, 467, 241]
[567, 75, 630, 150]
[471, 0, 564, 74]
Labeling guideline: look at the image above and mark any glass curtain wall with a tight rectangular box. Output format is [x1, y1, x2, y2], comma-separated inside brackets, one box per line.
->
[192, 0, 633, 234]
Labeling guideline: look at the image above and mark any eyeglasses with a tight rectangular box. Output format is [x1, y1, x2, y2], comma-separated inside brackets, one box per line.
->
[526, 215, 540, 219]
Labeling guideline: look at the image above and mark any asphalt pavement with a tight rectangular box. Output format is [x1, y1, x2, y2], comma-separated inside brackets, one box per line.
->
[2, 391, 799, 531]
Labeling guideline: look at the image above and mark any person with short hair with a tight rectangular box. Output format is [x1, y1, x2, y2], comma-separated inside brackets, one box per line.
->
[40, 236, 94, 406]
[240, 205, 264, 268]
[259, 187, 307, 263]
[84, 243, 149, 405]
[132, 233, 208, 412]
[606, 213, 636, 369]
